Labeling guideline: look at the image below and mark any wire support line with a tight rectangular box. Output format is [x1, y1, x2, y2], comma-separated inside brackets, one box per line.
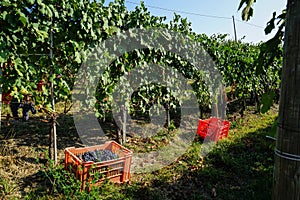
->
[126, 0, 232, 20]
[275, 148, 300, 162]
[235, 19, 265, 28]
[126, 0, 264, 29]
[17, 53, 49, 56]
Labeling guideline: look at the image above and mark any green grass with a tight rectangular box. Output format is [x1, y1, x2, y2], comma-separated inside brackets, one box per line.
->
[1, 105, 278, 200]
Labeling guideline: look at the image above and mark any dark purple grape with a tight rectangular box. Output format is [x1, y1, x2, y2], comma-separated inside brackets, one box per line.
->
[82, 151, 97, 162]
[95, 149, 118, 162]
[20, 103, 36, 121]
[10, 99, 21, 119]
[80, 149, 118, 162]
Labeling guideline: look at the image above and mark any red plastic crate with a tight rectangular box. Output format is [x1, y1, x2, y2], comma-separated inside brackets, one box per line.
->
[197, 117, 230, 142]
[64, 141, 133, 191]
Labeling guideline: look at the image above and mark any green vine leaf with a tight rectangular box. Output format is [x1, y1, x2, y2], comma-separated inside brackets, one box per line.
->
[260, 91, 276, 114]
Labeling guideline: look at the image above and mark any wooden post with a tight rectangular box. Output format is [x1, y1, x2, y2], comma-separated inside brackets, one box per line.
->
[273, 0, 300, 199]
[122, 106, 127, 144]
[49, 18, 57, 163]
[232, 16, 238, 42]
[165, 104, 170, 127]
[0, 63, 2, 131]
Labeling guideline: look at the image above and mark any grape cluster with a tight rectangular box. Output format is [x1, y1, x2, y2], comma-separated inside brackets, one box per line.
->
[80, 149, 118, 162]
[95, 150, 118, 162]
[82, 151, 98, 162]
[9, 98, 36, 121]
[21, 102, 37, 121]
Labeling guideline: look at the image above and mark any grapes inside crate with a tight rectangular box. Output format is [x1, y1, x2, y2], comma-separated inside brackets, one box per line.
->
[64, 141, 133, 191]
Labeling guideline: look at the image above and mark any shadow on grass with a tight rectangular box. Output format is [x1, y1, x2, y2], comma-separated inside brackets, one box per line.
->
[120, 123, 275, 200]
[0, 115, 83, 150]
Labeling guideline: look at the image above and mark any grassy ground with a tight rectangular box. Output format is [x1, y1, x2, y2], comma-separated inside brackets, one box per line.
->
[0, 104, 278, 199]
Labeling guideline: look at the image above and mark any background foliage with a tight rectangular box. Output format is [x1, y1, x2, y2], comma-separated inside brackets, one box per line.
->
[0, 0, 282, 117]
